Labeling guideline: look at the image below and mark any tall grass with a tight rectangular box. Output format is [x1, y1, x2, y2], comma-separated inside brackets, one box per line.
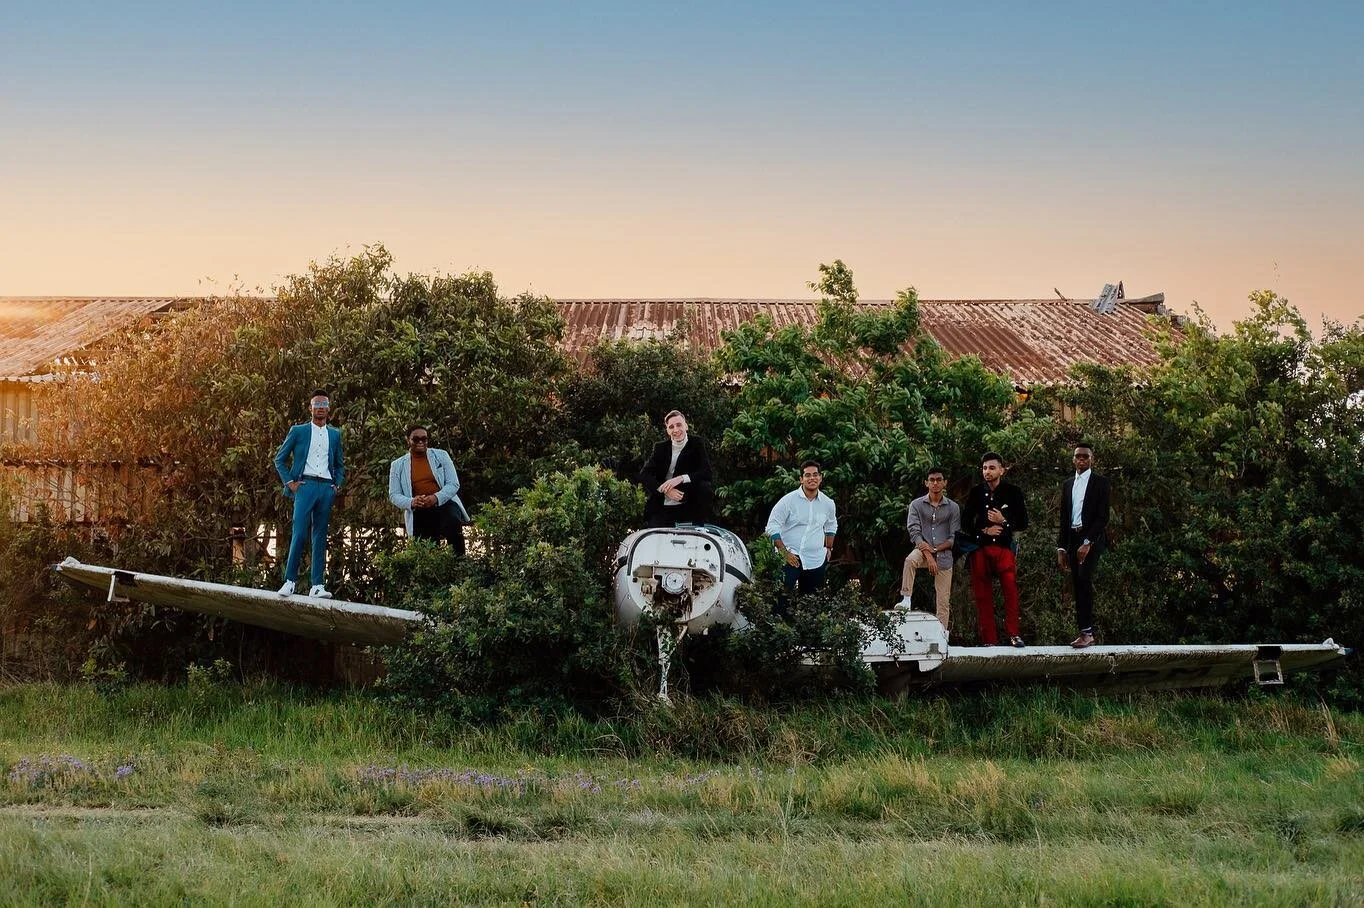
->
[2, 682, 1361, 905]
[1, 681, 1355, 764]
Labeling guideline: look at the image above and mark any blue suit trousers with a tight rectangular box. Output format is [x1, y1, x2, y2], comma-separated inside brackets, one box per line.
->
[285, 480, 336, 585]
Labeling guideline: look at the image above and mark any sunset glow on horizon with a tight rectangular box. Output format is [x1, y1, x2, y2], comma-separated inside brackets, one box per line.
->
[3, 2, 1361, 332]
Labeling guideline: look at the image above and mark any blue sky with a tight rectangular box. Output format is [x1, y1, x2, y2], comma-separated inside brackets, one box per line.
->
[3, 1, 1361, 328]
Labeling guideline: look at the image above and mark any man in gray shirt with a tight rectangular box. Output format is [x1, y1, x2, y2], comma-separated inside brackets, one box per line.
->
[894, 466, 961, 634]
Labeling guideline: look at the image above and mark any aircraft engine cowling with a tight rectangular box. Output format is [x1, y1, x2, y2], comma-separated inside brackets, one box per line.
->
[613, 525, 752, 633]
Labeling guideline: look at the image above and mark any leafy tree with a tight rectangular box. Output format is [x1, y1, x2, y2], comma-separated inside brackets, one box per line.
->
[318, 267, 571, 513]
[558, 335, 733, 480]
[717, 261, 1037, 599]
[1026, 293, 1364, 699]
[17, 247, 572, 676]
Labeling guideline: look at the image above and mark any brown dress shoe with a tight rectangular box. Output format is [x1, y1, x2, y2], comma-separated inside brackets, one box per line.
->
[1071, 632, 1095, 649]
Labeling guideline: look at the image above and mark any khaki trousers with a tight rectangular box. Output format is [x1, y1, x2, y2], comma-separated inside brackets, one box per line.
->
[901, 548, 953, 629]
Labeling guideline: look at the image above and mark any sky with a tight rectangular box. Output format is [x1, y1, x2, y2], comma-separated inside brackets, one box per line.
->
[3, 1, 1362, 331]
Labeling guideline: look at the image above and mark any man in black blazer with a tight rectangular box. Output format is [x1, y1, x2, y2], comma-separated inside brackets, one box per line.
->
[1057, 442, 1111, 648]
[639, 410, 714, 527]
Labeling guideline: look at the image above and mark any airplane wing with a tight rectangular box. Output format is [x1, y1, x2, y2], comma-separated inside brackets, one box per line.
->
[871, 641, 1350, 696]
[55, 558, 1350, 695]
[54, 558, 422, 646]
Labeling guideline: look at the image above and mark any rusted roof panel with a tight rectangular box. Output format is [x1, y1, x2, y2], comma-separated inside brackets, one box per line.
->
[918, 299, 1169, 384]
[0, 297, 192, 379]
[2, 295, 1172, 386]
[557, 298, 1171, 384]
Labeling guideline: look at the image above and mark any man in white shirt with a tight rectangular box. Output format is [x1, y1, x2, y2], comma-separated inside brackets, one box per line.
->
[766, 460, 838, 600]
[272, 389, 345, 599]
[1057, 442, 1111, 648]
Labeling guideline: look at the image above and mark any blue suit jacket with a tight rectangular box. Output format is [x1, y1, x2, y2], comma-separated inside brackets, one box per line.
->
[388, 448, 471, 535]
[274, 422, 344, 498]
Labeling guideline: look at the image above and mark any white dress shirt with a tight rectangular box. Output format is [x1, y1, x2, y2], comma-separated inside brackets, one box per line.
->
[1070, 468, 1091, 529]
[766, 488, 838, 570]
[303, 423, 332, 479]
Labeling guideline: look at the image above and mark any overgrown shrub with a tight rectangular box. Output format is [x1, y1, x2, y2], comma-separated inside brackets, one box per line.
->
[378, 467, 648, 719]
[378, 474, 907, 714]
[1010, 294, 1364, 702]
[0, 499, 99, 680]
[683, 539, 899, 702]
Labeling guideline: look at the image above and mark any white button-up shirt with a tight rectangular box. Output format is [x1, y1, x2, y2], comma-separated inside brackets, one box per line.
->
[303, 423, 332, 479]
[1070, 468, 1091, 528]
[766, 488, 838, 570]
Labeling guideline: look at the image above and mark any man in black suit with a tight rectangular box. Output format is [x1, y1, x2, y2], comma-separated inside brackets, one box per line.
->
[1057, 442, 1110, 648]
[639, 410, 714, 527]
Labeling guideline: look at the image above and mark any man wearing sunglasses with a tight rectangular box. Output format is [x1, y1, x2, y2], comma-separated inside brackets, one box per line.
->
[1057, 442, 1110, 648]
[273, 389, 345, 599]
[388, 425, 471, 555]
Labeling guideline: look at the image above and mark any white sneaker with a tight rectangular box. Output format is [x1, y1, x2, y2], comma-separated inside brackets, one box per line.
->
[277, 581, 296, 597]
[308, 585, 333, 599]
[893, 596, 912, 610]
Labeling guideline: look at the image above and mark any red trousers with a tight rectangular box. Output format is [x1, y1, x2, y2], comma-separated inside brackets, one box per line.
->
[970, 544, 1020, 645]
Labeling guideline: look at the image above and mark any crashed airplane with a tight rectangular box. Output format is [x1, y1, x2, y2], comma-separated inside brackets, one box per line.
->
[55, 524, 1349, 699]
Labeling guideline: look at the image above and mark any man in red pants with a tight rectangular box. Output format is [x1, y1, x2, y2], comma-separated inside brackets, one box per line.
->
[964, 452, 1029, 647]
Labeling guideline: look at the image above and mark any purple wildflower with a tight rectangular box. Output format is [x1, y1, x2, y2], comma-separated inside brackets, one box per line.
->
[7, 754, 123, 789]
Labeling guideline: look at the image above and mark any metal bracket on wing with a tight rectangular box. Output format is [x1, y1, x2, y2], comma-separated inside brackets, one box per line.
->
[108, 570, 137, 604]
[1252, 645, 1284, 686]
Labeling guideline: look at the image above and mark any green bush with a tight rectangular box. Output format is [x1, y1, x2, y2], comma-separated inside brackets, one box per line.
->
[378, 467, 648, 719]
[0, 501, 100, 680]
[559, 336, 733, 481]
[683, 538, 899, 702]
[717, 260, 1030, 597]
[1011, 294, 1364, 702]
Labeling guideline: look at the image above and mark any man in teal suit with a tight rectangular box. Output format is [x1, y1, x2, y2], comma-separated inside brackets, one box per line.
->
[273, 389, 344, 598]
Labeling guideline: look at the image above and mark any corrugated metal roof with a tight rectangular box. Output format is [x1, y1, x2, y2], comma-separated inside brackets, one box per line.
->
[0, 297, 192, 380]
[1, 294, 1173, 386]
[557, 298, 1172, 385]
[918, 299, 1168, 384]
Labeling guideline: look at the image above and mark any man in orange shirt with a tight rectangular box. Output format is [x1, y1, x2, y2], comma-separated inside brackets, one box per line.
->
[388, 425, 470, 554]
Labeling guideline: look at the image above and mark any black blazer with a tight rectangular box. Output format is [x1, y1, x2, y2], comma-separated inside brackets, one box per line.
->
[965, 480, 1028, 549]
[639, 437, 714, 522]
[1058, 472, 1111, 548]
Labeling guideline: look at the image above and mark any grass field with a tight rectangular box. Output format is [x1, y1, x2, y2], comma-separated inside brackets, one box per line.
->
[2, 681, 1362, 906]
